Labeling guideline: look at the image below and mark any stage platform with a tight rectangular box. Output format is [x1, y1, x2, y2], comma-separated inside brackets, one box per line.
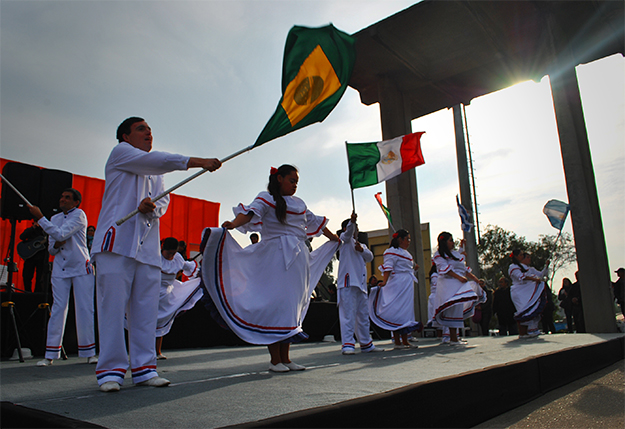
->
[1, 333, 623, 428]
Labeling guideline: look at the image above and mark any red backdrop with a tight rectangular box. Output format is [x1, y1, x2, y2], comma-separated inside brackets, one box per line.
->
[0, 158, 220, 292]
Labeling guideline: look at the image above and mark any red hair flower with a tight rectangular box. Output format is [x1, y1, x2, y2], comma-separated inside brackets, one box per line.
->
[392, 232, 399, 239]
[270, 167, 278, 175]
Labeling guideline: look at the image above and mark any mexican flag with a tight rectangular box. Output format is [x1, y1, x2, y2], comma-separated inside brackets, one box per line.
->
[254, 25, 356, 147]
[346, 132, 425, 189]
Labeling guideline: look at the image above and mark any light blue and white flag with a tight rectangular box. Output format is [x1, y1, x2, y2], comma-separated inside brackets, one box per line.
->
[543, 199, 570, 231]
[456, 195, 473, 233]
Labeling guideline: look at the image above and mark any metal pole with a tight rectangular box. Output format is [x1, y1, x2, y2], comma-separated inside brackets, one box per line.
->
[462, 104, 481, 243]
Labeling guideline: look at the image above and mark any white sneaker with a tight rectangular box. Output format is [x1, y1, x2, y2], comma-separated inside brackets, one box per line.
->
[37, 359, 53, 367]
[449, 340, 468, 346]
[87, 356, 98, 364]
[284, 362, 306, 371]
[269, 363, 290, 372]
[137, 377, 170, 387]
[341, 348, 356, 355]
[100, 381, 121, 392]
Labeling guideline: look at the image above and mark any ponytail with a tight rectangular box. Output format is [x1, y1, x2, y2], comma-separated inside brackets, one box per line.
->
[437, 231, 459, 260]
[510, 249, 527, 272]
[390, 229, 409, 248]
[267, 164, 297, 224]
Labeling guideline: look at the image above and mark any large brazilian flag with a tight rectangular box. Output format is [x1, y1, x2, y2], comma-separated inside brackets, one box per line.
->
[254, 24, 356, 147]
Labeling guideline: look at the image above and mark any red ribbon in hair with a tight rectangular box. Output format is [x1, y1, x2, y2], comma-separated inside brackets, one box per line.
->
[509, 252, 514, 258]
[270, 167, 278, 175]
[392, 232, 399, 239]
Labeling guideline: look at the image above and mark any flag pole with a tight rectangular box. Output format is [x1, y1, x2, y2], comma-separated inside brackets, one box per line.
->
[115, 144, 254, 226]
[0, 174, 34, 207]
[345, 141, 356, 213]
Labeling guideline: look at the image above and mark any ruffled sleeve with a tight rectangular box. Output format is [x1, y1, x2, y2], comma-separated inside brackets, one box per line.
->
[433, 251, 452, 275]
[232, 192, 271, 233]
[378, 249, 395, 274]
[304, 208, 328, 238]
[508, 263, 527, 282]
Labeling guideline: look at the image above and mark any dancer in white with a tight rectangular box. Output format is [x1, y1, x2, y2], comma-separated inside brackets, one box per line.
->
[369, 229, 422, 349]
[155, 237, 200, 359]
[336, 212, 381, 355]
[508, 249, 548, 339]
[427, 263, 450, 344]
[201, 165, 340, 372]
[432, 232, 484, 346]
[91, 117, 220, 392]
[28, 189, 97, 366]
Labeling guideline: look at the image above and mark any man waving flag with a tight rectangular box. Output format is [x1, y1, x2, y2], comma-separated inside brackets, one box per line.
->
[254, 25, 356, 147]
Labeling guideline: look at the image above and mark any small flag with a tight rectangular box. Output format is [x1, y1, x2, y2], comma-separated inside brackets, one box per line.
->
[456, 195, 474, 233]
[374, 192, 394, 231]
[254, 25, 356, 147]
[346, 132, 425, 189]
[543, 199, 570, 230]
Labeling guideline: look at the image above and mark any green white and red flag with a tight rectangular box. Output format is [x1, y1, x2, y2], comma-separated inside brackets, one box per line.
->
[346, 132, 425, 189]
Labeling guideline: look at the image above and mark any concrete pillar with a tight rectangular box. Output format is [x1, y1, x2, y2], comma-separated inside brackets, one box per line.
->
[452, 104, 480, 276]
[549, 68, 617, 333]
[377, 76, 428, 326]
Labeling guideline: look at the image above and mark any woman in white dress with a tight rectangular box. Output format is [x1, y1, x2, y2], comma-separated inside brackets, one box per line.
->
[201, 165, 340, 372]
[432, 232, 484, 345]
[508, 249, 548, 339]
[155, 237, 201, 359]
[369, 229, 422, 349]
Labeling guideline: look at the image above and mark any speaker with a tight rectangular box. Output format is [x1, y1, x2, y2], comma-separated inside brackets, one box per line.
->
[39, 169, 73, 219]
[1, 162, 42, 220]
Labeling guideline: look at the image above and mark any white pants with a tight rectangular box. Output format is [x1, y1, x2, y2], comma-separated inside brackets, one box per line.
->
[338, 286, 373, 350]
[45, 274, 96, 359]
[94, 253, 160, 386]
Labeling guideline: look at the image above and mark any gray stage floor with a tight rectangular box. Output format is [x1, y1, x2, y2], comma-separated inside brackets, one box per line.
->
[1, 333, 623, 428]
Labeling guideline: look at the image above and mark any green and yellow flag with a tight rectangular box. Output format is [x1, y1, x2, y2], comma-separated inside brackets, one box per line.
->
[254, 24, 356, 147]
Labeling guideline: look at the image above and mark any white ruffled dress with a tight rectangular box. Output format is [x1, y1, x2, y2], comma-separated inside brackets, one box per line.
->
[432, 250, 485, 329]
[201, 191, 339, 345]
[368, 247, 421, 334]
[508, 263, 547, 327]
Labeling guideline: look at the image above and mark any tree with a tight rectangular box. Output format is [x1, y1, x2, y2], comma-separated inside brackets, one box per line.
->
[477, 224, 576, 288]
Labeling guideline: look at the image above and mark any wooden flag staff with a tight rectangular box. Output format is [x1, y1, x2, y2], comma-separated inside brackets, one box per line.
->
[115, 144, 254, 226]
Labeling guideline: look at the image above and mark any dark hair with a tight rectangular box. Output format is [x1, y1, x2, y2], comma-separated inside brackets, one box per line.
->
[498, 277, 510, 287]
[429, 263, 437, 277]
[390, 229, 409, 248]
[267, 164, 298, 224]
[162, 237, 179, 251]
[510, 249, 527, 272]
[116, 117, 145, 142]
[437, 232, 458, 260]
[63, 188, 82, 206]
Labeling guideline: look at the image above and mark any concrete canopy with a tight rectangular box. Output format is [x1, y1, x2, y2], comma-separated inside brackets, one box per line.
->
[347, 0, 624, 333]
[349, 0, 624, 118]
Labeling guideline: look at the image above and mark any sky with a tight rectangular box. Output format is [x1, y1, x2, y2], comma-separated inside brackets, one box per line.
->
[1, 0, 623, 288]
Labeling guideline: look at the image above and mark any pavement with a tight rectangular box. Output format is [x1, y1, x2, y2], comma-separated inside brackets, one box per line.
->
[475, 361, 624, 428]
[0, 333, 623, 428]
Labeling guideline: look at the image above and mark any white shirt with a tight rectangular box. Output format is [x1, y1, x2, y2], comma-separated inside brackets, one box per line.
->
[160, 253, 198, 288]
[233, 191, 328, 270]
[91, 142, 189, 268]
[38, 207, 91, 278]
[337, 220, 373, 292]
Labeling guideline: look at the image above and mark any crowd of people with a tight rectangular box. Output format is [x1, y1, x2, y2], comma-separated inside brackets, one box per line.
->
[21, 116, 622, 393]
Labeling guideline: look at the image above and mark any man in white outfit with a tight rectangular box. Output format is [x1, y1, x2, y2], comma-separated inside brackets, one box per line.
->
[337, 212, 382, 355]
[91, 117, 221, 392]
[28, 189, 97, 367]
